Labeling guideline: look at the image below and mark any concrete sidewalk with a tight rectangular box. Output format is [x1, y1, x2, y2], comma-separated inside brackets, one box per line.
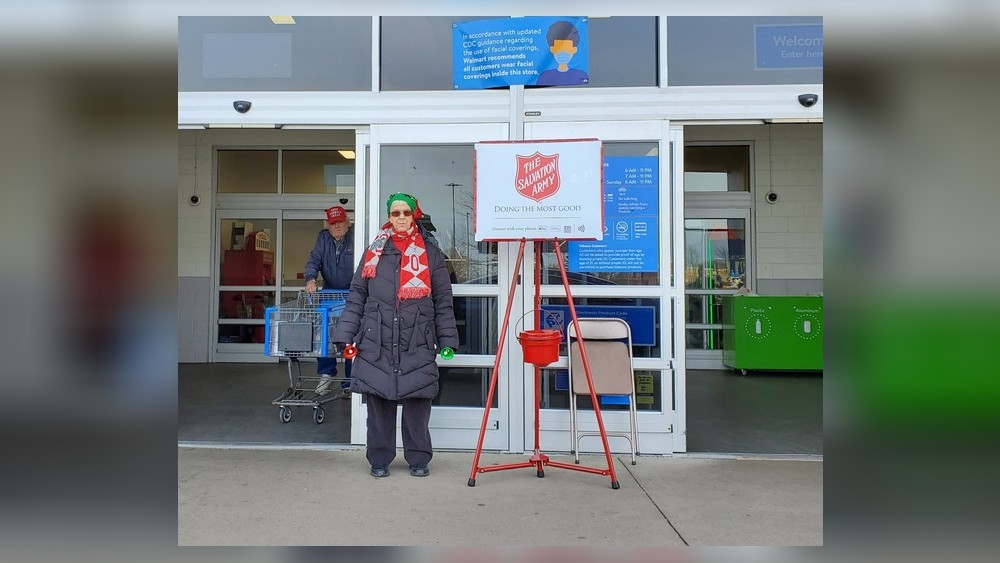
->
[178, 447, 822, 546]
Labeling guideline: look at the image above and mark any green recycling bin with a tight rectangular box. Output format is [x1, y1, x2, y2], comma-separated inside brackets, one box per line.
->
[721, 295, 823, 374]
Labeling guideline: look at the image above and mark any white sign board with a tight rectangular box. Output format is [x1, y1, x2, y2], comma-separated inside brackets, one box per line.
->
[474, 139, 603, 241]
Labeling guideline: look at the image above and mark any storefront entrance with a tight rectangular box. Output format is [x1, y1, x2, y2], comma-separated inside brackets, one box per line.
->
[370, 121, 684, 454]
[196, 120, 686, 454]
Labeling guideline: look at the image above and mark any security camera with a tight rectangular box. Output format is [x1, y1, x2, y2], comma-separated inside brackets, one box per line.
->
[339, 198, 349, 205]
[189, 195, 201, 206]
[765, 192, 779, 204]
[797, 93, 818, 108]
[233, 100, 252, 113]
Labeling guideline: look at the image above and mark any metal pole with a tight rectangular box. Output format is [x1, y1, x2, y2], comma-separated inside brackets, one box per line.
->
[445, 182, 462, 254]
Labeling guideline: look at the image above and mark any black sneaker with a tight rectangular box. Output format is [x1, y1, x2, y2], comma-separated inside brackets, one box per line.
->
[409, 463, 429, 477]
[370, 465, 390, 478]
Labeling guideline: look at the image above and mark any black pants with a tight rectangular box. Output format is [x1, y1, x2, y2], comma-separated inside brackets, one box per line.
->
[365, 394, 433, 467]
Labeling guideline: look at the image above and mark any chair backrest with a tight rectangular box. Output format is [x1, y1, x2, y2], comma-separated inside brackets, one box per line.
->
[567, 318, 633, 396]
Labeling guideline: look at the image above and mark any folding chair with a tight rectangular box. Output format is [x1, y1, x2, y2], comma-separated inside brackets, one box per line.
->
[567, 317, 639, 465]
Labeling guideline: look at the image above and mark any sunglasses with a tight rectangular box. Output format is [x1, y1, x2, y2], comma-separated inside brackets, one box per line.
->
[390, 210, 413, 217]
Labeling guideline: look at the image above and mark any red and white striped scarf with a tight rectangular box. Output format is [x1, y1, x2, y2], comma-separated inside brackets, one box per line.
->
[361, 224, 431, 300]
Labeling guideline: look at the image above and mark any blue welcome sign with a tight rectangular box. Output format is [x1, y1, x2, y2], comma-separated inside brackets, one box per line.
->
[453, 17, 589, 89]
[755, 23, 823, 69]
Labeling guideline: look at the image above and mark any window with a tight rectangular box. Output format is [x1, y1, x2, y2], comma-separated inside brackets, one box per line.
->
[379, 145, 498, 285]
[281, 218, 327, 288]
[179, 16, 372, 91]
[282, 150, 354, 195]
[685, 146, 750, 192]
[541, 369, 663, 412]
[218, 151, 278, 194]
[217, 218, 277, 345]
[217, 148, 356, 194]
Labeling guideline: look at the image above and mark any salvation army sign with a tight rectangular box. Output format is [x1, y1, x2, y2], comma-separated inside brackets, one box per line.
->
[475, 139, 603, 241]
[515, 152, 560, 202]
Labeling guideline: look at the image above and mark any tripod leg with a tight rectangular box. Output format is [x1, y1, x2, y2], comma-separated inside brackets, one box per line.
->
[467, 239, 527, 486]
[554, 239, 620, 488]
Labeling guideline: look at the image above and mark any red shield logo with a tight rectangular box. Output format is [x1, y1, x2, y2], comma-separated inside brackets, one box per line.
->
[515, 152, 560, 203]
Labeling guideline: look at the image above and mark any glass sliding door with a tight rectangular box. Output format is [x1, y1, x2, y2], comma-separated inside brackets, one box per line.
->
[214, 212, 279, 362]
[523, 120, 680, 455]
[372, 123, 511, 451]
[684, 210, 750, 369]
[211, 133, 363, 364]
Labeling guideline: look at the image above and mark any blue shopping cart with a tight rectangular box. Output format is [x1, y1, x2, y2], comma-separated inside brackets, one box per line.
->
[264, 290, 350, 424]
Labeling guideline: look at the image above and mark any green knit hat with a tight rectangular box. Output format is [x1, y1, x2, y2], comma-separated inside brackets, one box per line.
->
[386, 192, 417, 215]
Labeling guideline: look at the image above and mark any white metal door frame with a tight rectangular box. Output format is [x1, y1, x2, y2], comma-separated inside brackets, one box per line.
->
[669, 126, 688, 452]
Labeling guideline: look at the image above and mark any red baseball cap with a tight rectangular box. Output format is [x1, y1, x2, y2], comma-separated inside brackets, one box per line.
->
[325, 206, 348, 223]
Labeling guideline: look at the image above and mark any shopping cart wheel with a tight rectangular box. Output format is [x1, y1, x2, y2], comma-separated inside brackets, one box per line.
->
[313, 407, 325, 424]
[279, 406, 291, 423]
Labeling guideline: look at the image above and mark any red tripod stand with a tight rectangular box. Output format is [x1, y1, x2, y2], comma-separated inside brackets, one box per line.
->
[467, 239, 620, 489]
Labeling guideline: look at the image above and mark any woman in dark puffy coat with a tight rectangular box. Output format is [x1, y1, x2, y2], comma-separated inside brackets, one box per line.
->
[331, 192, 458, 478]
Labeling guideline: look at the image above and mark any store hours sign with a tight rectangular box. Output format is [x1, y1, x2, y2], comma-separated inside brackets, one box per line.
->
[569, 156, 659, 273]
